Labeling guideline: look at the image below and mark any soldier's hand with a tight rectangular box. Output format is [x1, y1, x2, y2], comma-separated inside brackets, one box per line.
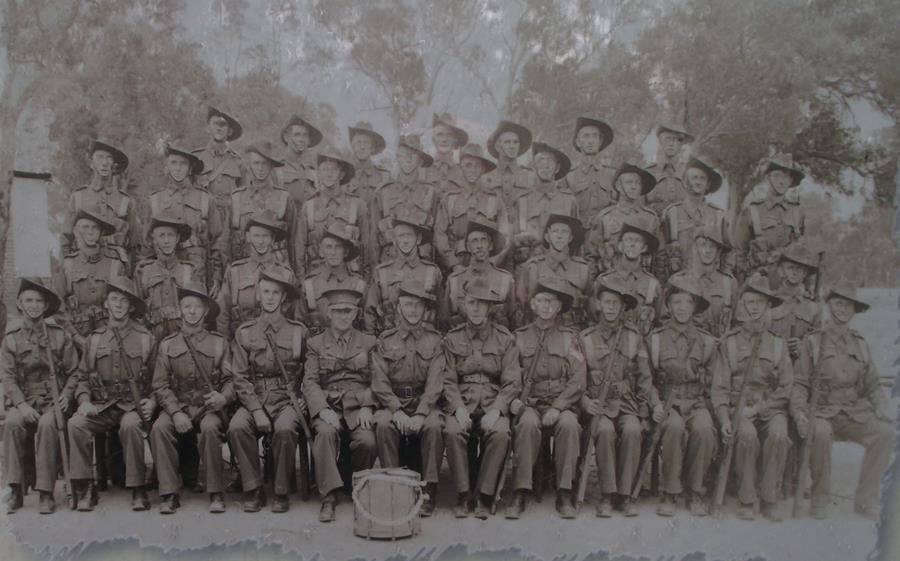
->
[481, 408, 501, 432]
[139, 398, 156, 422]
[252, 409, 272, 433]
[720, 419, 733, 443]
[58, 395, 72, 416]
[358, 407, 374, 430]
[669, 255, 682, 273]
[318, 408, 341, 429]
[542, 408, 560, 427]
[454, 406, 471, 431]
[787, 337, 801, 359]
[209, 280, 221, 300]
[17, 402, 40, 424]
[407, 414, 425, 434]
[741, 405, 756, 420]
[795, 413, 809, 439]
[392, 410, 412, 434]
[509, 399, 523, 417]
[77, 401, 98, 417]
[172, 411, 193, 434]
[204, 391, 227, 412]
[652, 403, 665, 423]
[584, 399, 601, 417]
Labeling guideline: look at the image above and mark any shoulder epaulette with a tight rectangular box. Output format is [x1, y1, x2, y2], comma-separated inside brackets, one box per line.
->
[493, 323, 513, 337]
[4, 319, 23, 334]
[230, 257, 252, 267]
[379, 327, 400, 341]
[285, 318, 308, 330]
[447, 323, 467, 334]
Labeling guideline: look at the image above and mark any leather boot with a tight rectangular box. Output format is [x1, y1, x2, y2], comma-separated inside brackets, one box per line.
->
[504, 490, 527, 519]
[271, 494, 290, 513]
[595, 494, 613, 518]
[319, 491, 337, 523]
[737, 502, 755, 520]
[131, 488, 150, 511]
[6, 484, 23, 514]
[761, 500, 783, 522]
[75, 480, 94, 512]
[243, 487, 266, 513]
[453, 492, 470, 518]
[159, 493, 178, 515]
[474, 493, 491, 519]
[657, 493, 676, 517]
[622, 496, 638, 517]
[38, 491, 56, 515]
[688, 492, 708, 517]
[556, 489, 576, 519]
[420, 483, 437, 517]
[209, 492, 226, 513]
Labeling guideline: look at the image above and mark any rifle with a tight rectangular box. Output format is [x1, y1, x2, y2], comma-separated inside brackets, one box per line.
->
[264, 331, 313, 441]
[793, 333, 825, 518]
[181, 334, 217, 395]
[111, 327, 150, 430]
[576, 327, 624, 512]
[490, 328, 548, 515]
[712, 334, 763, 516]
[41, 321, 75, 510]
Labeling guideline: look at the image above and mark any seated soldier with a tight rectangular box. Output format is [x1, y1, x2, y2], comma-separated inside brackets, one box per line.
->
[507, 277, 586, 520]
[302, 287, 378, 522]
[1, 279, 79, 514]
[227, 268, 308, 514]
[150, 282, 232, 514]
[68, 277, 156, 512]
[442, 278, 521, 519]
[371, 280, 445, 516]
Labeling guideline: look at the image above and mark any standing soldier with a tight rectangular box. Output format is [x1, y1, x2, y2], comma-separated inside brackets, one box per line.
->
[483, 119, 533, 213]
[145, 143, 225, 292]
[135, 216, 196, 340]
[302, 287, 378, 523]
[372, 134, 439, 264]
[426, 112, 468, 191]
[227, 268, 308, 514]
[68, 277, 155, 511]
[597, 217, 663, 336]
[217, 212, 295, 338]
[151, 282, 233, 514]
[711, 273, 793, 521]
[277, 113, 322, 207]
[645, 122, 693, 216]
[442, 278, 521, 518]
[734, 154, 806, 281]
[648, 277, 717, 517]
[63, 139, 140, 266]
[346, 121, 389, 206]
[580, 277, 658, 518]
[515, 214, 591, 329]
[506, 277, 586, 520]
[295, 144, 368, 279]
[562, 114, 617, 219]
[56, 209, 128, 349]
[192, 106, 246, 222]
[366, 212, 442, 334]
[791, 287, 894, 520]
[2, 279, 79, 514]
[769, 243, 822, 361]
[228, 140, 295, 267]
[298, 223, 368, 337]
[441, 219, 515, 330]
[434, 143, 511, 273]
[511, 141, 576, 268]
[371, 280, 446, 516]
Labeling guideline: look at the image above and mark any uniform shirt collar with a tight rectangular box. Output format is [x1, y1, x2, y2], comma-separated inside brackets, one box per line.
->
[497, 157, 517, 175]
[156, 251, 179, 269]
[398, 170, 419, 186]
[165, 176, 191, 191]
[79, 245, 102, 263]
[207, 140, 228, 158]
[398, 318, 423, 341]
[396, 251, 421, 269]
[329, 327, 354, 347]
[466, 320, 490, 342]
[180, 321, 208, 340]
[324, 264, 349, 282]
[248, 175, 276, 192]
[615, 258, 642, 278]
[258, 310, 286, 333]
[249, 250, 275, 267]
[89, 174, 114, 193]
[546, 248, 571, 269]
[578, 152, 604, 171]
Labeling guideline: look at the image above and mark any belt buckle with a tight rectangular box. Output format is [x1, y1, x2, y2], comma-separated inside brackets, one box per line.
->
[401, 386, 413, 399]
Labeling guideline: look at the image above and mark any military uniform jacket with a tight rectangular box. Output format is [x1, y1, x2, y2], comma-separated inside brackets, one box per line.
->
[515, 322, 586, 412]
[300, 265, 367, 335]
[56, 247, 128, 336]
[598, 265, 662, 336]
[229, 178, 296, 265]
[769, 287, 821, 343]
[586, 202, 660, 273]
[579, 323, 653, 419]
[711, 327, 792, 422]
[65, 178, 140, 262]
[135, 254, 196, 329]
[511, 181, 578, 264]
[734, 190, 805, 265]
[515, 251, 591, 328]
[193, 143, 245, 205]
[561, 154, 617, 219]
[645, 159, 687, 217]
[425, 154, 465, 194]
[673, 268, 738, 338]
[483, 160, 532, 215]
[217, 254, 295, 337]
[791, 325, 885, 423]
[440, 262, 515, 331]
[372, 170, 439, 262]
[371, 323, 445, 416]
[295, 186, 368, 278]
[662, 199, 728, 263]
[434, 181, 511, 271]
[0, 317, 80, 409]
[302, 327, 377, 429]
[77, 320, 156, 413]
[153, 327, 232, 420]
[277, 150, 318, 208]
[366, 254, 442, 333]
[232, 314, 306, 416]
[648, 322, 717, 415]
[346, 158, 389, 206]
[442, 321, 521, 415]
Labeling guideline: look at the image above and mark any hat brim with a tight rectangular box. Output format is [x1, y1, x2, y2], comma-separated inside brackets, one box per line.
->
[615, 164, 657, 195]
[207, 107, 243, 141]
[393, 218, 433, 244]
[433, 116, 469, 147]
[245, 219, 287, 242]
[150, 218, 192, 243]
[532, 143, 571, 180]
[257, 272, 300, 302]
[594, 282, 639, 311]
[176, 286, 221, 321]
[74, 211, 117, 237]
[542, 215, 585, 253]
[741, 285, 783, 307]
[779, 253, 819, 272]
[487, 121, 533, 159]
[398, 287, 437, 305]
[90, 140, 130, 172]
[619, 223, 660, 254]
[657, 125, 695, 144]
[666, 286, 710, 315]
[686, 157, 723, 195]
[18, 279, 62, 318]
[106, 284, 147, 317]
[398, 142, 434, 168]
[317, 153, 356, 184]
[320, 231, 361, 262]
[466, 222, 505, 257]
[532, 285, 574, 314]
[281, 116, 323, 148]
[348, 126, 386, 155]
[458, 152, 496, 174]
[826, 290, 869, 313]
[766, 162, 805, 186]
[573, 117, 614, 153]
[167, 146, 205, 175]
[245, 146, 285, 168]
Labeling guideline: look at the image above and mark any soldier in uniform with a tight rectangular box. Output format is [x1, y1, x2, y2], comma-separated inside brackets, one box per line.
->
[295, 144, 368, 279]
[228, 140, 295, 266]
[277, 113, 322, 207]
[366, 212, 442, 334]
[298, 223, 368, 337]
[511, 141, 577, 267]
[1, 279, 79, 514]
[580, 276, 658, 517]
[68, 277, 156, 511]
[426, 112, 468, 191]
[227, 268, 308, 514]
[302, 287, 378, 522]
[769, 243, 822, 361]
[597, 217, 663, 336]
[135, 216, 196, 340]
[434, 143, 511, 272]
[144, 143, 225, 292]
[346, 121, 389, 206]
[506, 277, 586, 520]
[63, 139, 141, 266]
[151, 282, 232, 514]
[561, 114, 617, 219]
[515, 213, 591, 328]
[483, 119, 534, 213]
[217, 212, 295, 338]
[372, 134, 439, 264]
[192, 106, 245, 221]
[371, 280, 446, 516]
[648, 276, 717, 517]
[586, 160, 660, 276]
[441, 219, 515, 330]
[442, 277, 521, 518]
[711, 273, 793, 521]
[56, 209, 129, 348]
[645, 122, 693, 216]
[734, 154, 806, 281]
[791, 287, 894, 520]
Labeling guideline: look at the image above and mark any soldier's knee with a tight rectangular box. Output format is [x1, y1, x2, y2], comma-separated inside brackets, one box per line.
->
[315, 422, 339, 441]
[354, 429, 376, 453]
[870, 420, 895, 446]
[226, 412, 253, 438]
[663, 412, 685, 435]
[766, 415, 790, 444]
[65, 413, 88, 433]
[422, 413, 443, 434]
[198, 414, 221, 435]
[556, 411, 579, 437]
[516, 408, 541, 432]
[4, 410, 26, 432]
[812, 418, 833, 442]
[119, 412, 142, 433]
[595, 418, 616, 443]
[621, 416, 642, 441]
